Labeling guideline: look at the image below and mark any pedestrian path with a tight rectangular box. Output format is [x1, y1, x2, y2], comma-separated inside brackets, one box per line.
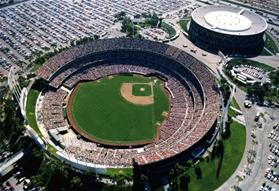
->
[232, 116, 246, 126]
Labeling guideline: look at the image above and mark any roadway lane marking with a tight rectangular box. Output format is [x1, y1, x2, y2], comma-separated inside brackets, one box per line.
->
[10, 179, 21, 191]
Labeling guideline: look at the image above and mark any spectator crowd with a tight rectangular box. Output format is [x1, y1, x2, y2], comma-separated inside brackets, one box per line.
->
[36, 38, 221, 166]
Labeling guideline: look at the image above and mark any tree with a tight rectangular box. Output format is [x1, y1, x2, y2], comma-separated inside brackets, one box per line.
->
[140, 174, 148, 181]
[125, 173, 132, 185]
[197, 156, 205, 163]
[247, 156, 254, 164]
[122, 17, 131, 32]
[174, 162, 185, 174]
[3, 98, 15, 117]
[186, 160, 193, 169]
[30, 175, 44, 188]
[158, 18, 163, 28]
[116, 174, 126, 187]
[46, 159, 68, 179]
[134, 14, 141, 18]
[126, 24, 134, 35]
[31, 148, 46, 159]
[248, 149, 256, 157]
[234, 175, 243, 187]
[110, 174, 117, 184]
[0, 131, 5, 143]
[169, 169, 175, 176]
[51, 43, 57, 49]
[70, 176, 82, 190]
[85, 168, 95, 176]
[70, 41, 75, 47]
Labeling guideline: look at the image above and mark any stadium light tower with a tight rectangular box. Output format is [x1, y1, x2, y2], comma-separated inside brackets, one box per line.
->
[8, 66, 27, 120]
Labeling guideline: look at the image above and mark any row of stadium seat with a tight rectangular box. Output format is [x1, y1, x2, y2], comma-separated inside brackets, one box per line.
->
[35, 39, 221, 165]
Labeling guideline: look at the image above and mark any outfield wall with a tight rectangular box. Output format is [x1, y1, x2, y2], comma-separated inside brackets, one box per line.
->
[56, 151, 107, 173]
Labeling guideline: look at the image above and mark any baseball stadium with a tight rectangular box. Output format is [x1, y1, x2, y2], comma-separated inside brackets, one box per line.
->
[189, 5, 268, 51]
[33, 38, 221, 169]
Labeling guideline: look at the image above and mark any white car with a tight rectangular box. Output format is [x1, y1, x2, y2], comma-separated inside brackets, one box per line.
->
[269, 159, 273, 164]
[266, 168, 271, 173]
[267, 173, 272, 179]
[273, 177, 277, 182]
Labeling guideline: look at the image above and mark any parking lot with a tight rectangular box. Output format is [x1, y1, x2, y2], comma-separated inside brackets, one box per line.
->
[233, 64, 271, 84]
[139, 27, 169, 40]
[260, 123, 279, 191]
[0, 0, 191, 78]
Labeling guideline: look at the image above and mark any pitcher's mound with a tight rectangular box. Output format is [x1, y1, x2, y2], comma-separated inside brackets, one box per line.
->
[140, 88, 145, 91]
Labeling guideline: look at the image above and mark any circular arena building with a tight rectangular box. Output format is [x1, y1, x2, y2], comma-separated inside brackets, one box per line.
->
[189, 5, 268, 51]
[34, 38, 221, 169]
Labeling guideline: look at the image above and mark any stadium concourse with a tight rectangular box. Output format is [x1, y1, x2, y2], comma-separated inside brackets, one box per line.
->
[34, 38, 221, 167]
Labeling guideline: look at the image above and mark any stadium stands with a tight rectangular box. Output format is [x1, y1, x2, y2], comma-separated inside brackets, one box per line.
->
[35, 38, 221, 166]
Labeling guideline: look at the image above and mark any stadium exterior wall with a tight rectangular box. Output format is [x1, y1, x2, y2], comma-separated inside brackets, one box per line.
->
[189, 19, 265, 51]
[56, 152, 107, 173]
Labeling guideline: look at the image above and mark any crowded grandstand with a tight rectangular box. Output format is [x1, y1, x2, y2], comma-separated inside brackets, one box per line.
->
[34, 38, 221, 167]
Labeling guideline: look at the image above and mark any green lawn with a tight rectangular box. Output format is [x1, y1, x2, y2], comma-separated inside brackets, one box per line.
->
[265, 33, 279, 52]
[26, 88, 41, 136]
[228, 108, 236, 118]
[70, 75, 169, 144]
[260, 47, 273, 56]
[101, 168, 134, 176]
[29, 64, 41, 73]
[26, 82, 57, 156]
[223, 70, 248, 93]
[228, 58, 275, 72]
[179, 19, 191, 32]
[161, 22, 176, 38]
[169, 121, 246, 191]
[230, 97, 240, 110]
[269, 70, 279, 87]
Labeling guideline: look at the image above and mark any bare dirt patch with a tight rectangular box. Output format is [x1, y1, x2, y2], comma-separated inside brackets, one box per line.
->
[140, 88, 145, 91]
[120, 83, 154, 105]
[109, 76, 113, 79]
[162, 111, 168, 117]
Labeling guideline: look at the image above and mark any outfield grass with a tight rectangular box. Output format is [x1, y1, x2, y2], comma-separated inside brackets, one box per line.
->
[230, 97, 241, 110]
[169, 121, 246, 191]
[70, 75, 169, 144]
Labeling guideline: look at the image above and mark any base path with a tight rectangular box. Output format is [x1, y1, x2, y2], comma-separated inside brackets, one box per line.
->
[120, 82, 154, 105]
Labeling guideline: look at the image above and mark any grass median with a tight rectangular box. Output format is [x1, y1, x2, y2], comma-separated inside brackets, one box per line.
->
[26, 82, 57, 156]
[230, 97, 241, 110]
[169, 120, 246, 191]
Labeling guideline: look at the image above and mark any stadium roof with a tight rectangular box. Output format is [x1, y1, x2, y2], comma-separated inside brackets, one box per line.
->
[191, 5, 267, 35]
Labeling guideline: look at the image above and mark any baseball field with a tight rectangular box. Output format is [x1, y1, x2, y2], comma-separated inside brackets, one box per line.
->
[67, 74, 170, 145]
